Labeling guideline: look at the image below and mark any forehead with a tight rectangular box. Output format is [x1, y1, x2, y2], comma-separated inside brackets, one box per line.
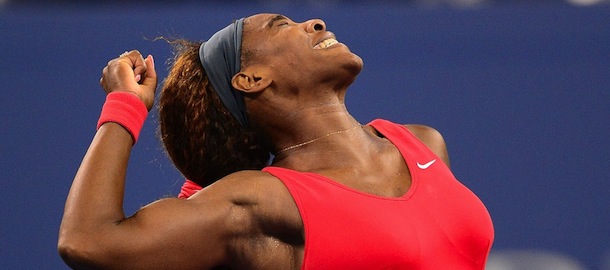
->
[244, 13, 290, 31]
[241, 13, 292, 58]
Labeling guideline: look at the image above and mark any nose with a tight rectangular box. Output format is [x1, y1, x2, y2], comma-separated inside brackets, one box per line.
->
[304, 19, 326, 33]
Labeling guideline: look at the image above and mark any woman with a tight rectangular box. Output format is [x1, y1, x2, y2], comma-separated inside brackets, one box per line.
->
[58, 13, 494, 269]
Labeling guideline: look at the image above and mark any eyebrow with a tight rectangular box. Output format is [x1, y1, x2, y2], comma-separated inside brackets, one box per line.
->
[266, 15, 288, 28]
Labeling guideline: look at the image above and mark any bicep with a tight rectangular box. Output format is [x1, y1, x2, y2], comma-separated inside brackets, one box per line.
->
[94, 197, 233, 269]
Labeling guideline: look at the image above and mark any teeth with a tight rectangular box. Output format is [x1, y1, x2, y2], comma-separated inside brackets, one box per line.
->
[314, 38, 338, 49]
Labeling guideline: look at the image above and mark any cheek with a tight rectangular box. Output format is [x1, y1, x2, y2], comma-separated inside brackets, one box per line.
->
[267, 48, 304, 70]
[247, 35, 311, 71]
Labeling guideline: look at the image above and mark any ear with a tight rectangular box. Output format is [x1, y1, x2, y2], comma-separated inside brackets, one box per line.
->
[232, 71, 272, 93]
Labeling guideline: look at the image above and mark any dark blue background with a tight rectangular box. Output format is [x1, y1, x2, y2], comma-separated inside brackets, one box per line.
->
[1, 1, 608, 269]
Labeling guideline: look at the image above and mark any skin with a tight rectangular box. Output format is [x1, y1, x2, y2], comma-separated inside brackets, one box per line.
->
[58, 14, 450, 270]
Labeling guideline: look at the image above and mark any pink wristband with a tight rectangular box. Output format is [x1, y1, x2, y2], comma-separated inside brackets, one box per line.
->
[97, 92, 148, 144]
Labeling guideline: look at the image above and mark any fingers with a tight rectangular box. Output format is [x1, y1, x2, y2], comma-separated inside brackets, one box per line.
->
[124, 51, 157, 87]
[99, 50, 157, 110]
[141, 55, 157, 86]
[118, 50, 146, 82]
[130, 51, 148, 82]
[123, 52, 157, 87]
[100, 50, 144, 87]
[118, 50, 140, 63]
[100, 66, 108, 87]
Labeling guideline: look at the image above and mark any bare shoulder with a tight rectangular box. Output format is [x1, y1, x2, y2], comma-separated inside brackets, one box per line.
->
[404, 124, 444, 145]
[404, 124, 451, 167]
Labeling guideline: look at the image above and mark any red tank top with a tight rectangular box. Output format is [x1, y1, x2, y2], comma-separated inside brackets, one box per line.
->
[262, 119, 494, 270]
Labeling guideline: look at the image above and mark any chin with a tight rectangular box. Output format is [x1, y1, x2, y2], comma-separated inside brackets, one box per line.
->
[345, 53, 364, 76]
[334, 55, 363, 89]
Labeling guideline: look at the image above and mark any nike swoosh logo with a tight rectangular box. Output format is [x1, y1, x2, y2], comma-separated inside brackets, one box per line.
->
[417, 159, 437, 169]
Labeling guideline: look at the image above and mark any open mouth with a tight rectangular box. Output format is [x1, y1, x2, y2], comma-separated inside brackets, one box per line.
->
[313, 38, 339, 49]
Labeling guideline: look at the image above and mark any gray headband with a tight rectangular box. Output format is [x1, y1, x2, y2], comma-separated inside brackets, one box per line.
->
[199, 18, 248, 126]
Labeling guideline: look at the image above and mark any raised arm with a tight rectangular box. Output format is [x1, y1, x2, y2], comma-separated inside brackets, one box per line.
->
[57, 51, 235, 269]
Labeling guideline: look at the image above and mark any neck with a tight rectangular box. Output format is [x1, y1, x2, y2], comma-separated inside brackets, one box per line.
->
[261, 104, 367, 168]
[246, 82, 360, 158]
[276, 124, 362, 154]
[271, 120, 381, 173]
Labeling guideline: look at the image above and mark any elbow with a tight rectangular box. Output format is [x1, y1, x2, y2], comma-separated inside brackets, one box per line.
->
[57, 240, 82, 268]
[57, 233, 100, 269]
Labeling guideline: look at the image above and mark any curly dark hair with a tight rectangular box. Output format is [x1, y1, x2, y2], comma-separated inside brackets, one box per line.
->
[158, 39, 270, 187]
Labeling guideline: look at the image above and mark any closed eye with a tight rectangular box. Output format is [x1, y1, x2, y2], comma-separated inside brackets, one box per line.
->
[267, 14, 291, 28]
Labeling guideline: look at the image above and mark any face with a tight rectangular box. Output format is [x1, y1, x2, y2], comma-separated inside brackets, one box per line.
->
[240, 14, 363, 88]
